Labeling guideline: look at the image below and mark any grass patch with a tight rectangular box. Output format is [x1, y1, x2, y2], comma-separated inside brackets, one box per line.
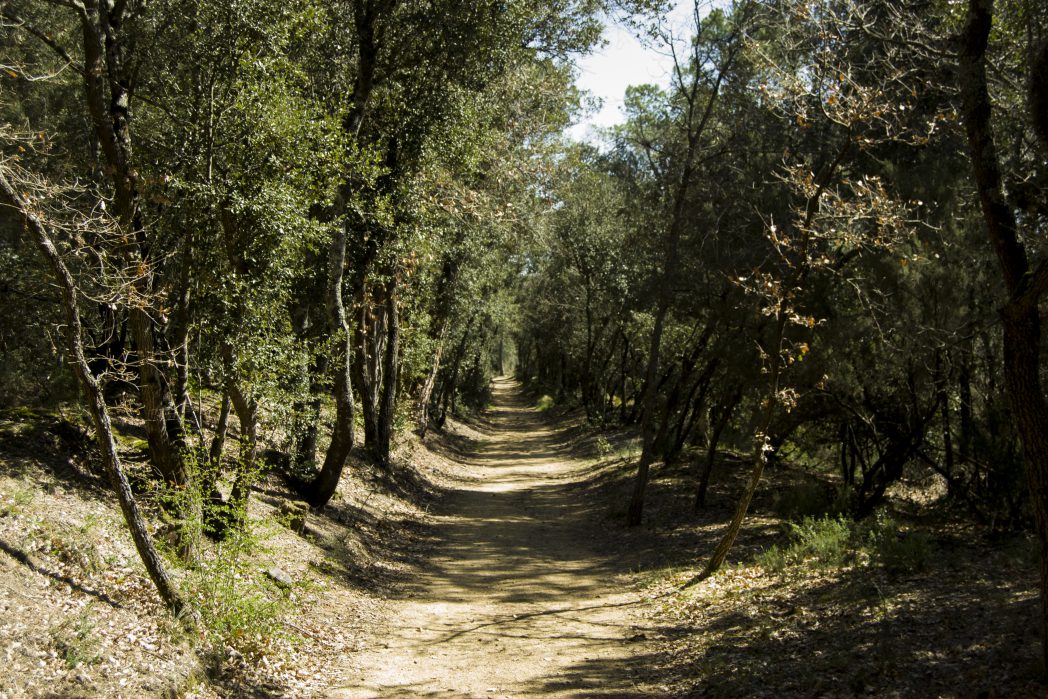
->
[0, 485, 34, 517]
[757, 512, 931, 575]
[862, 510, 931, 573]
[50, 609, 101, 669]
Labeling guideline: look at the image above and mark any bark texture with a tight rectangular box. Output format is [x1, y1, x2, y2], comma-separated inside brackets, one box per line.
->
[959, 0, 1048, 672]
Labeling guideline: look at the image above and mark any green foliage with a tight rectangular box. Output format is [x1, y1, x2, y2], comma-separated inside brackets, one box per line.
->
[0, 486, 35, 518]
[757, 516, 851, 572]
[788, 516, 854, 567]
[180, 522, 293, 657]
[862, 511, 931, 574]
[50, 609, 101, 670]
[758, 512, 932, 576]
[536, 395, 556, 412]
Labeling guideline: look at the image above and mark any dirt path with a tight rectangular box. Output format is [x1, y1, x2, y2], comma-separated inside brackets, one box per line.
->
[328, 378, 659, 698]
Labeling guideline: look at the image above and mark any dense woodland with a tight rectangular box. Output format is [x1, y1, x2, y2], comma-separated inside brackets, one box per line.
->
[2, 0, 1048, 687]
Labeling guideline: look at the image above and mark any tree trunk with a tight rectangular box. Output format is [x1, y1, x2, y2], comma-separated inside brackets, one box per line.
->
[3, 169, 188, 619]
[417, 322, 448, 438]
[436, 317, 474, 428]
[960, 0, 1048, 671]
[220, 343, 257, 526]
[626, 298, 670, 526]
[202, 390, 231, 520]
[74, 0, 189, 490]
[376, 279, 401, 465]
[690, 312, 787, 582]
[356, 292, 383, 455]
[937, 353, 955, 493]
[291, 355, 327, 470]
[298, 224, 355, 509]
[695, 389, 739, 510]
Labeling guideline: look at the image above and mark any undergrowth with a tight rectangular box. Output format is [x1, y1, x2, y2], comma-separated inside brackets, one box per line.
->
[180, 525, 294, 659]
[758, 511, 931, 575]
[159, 459, 300, 659]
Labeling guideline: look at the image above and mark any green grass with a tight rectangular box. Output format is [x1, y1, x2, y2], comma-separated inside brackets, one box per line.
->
[757, 512, 931, 575]
[51, 609, 101, 669]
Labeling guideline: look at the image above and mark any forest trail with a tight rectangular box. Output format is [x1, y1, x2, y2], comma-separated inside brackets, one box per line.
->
[329, 378, 658, 698]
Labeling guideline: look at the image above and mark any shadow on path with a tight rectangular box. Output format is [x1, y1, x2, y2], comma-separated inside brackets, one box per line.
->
[329, 378, 663, 698]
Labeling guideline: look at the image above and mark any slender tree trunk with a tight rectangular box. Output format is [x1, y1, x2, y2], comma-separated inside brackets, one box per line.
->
[3, 170, 188, 618]
[436, 318, 474, 428]
[627, 298, 670, 526]
[73, 0, 189, 490]
[292, 355, 327, 470]
[201, 391, 232, 536]
[619, 335, 629, 422]
[958, 360, 973, 468]
[695, 389, 739, 510]
[356, 292, 383, 455]
[689, 312, 787, 581]
[960, 0, 1048, 671]
[418, 322, 448, 438]
[208, 392, 231, 471]
[376, 279, 400, 465]
[298, 224, 355, 509]
[220, 343, 257, 525]
[937, 353, 955, 491]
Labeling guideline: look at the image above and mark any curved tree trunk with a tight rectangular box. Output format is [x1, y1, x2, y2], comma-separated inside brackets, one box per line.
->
[298, 224, 356, 509]
[960, 0, 1048, 671]
[3, 170, 188, 619]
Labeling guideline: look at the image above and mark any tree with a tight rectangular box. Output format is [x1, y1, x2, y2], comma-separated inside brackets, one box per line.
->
[958, 0, 1048, 671]
[0, 154, 188, 619]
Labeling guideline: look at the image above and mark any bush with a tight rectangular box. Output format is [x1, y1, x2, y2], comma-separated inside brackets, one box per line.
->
[536, 394, 555, 411]
[863, 511, 931, 573]
[758, 516, 854, 572]
[756, 544, 789, 574]
[757, 511, 932, 575]
[181, 526, 292, 657]
[789, 516, 853, 567]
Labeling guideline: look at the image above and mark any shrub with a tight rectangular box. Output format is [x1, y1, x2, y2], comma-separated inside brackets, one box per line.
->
[50, 610, 100, 669]
[758, 516, 854, 573]
[536, 395, 555, 411]
[864, 511, 931, 573]
[756, 544, 789, 574]
[757, 511, 933, 575]
[789, 516, 853, 567]
[181, 526, 292, 657]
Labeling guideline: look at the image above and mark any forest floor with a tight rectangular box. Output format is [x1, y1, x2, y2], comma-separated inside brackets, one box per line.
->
[2, 379, 1046, 697]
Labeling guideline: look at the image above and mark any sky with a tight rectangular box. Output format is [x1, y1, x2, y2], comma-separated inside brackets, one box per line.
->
[567, 2, 707, 143]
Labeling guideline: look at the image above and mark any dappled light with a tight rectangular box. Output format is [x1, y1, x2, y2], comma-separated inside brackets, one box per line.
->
[333, 378, 664, 697]
[3, 0, 1047, 694]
